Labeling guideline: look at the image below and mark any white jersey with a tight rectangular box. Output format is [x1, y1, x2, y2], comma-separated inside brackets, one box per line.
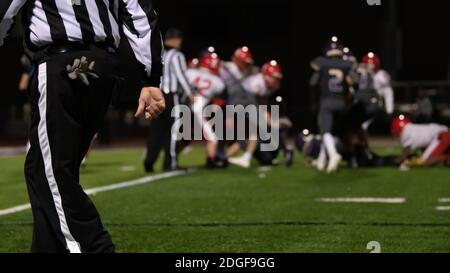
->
[220, 62, 245, 87]
[242, 74, 269, 96]
[186, 69, 225, 101]
[374, 70, 394, 114]
[400, 123, 448, 150]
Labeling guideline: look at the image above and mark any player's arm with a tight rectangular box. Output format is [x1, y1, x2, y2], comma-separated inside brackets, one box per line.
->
[382, 86, 395, 114]
[120, 0, 163, 88]
[309, 73, 320, 87]
[0, 0, 27, 47]
[310, 57, 321, 72]
[119, 0, 165, 120]
[18, 72, 30, 91]
[173, 52, 194, 97]
[376, 72, 395, 114]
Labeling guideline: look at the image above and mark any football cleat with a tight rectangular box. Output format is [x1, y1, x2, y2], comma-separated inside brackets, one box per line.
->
[326, 154, 342, 174]
[285, 149, 295, 167]
[229, 156, 251, 169]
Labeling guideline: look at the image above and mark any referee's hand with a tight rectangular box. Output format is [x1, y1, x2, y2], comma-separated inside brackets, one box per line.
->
[135, 87, 166, 120]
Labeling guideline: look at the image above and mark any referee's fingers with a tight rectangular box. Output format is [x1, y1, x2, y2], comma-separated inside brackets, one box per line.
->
[135, 100, 145, 117]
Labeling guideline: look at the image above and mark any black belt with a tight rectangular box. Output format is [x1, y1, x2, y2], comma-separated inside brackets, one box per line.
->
[44, 42, 117, 55]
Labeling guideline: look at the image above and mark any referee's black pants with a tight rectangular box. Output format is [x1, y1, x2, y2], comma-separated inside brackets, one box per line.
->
[144, 92, 179, 171]
[25, 47, 119, 253]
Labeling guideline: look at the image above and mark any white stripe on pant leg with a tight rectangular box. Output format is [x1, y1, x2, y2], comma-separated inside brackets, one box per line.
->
[37, 63, 81, 253]
[170, 94, 180, 169]
[422, 138, 440, 161]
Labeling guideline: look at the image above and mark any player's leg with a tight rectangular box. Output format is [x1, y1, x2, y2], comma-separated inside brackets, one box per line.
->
[228, 140, 256, 169]
[25, 53, 117, 253]
[62, 52, 118, 252]
[229, 109, 259, 168]
[25, 59, 86, 252]
[145, 93, 173, 172]
[144, 112, 166, 172]
[70, 53, 121, 252]
[423, 132, 450, 166]
[312, 144, 327, 171]
[318, 100, 342, 173]
[202, 116, 221, 167]
[25, 88, 67, 252]
[226, 142, 242, 157]
[163, 94, 179, 170]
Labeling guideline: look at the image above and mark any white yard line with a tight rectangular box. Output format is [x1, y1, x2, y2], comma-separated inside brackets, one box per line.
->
[0, 204, 32, 216]
[435, 206, 450, 211]
[438, 198, 450, 203]
[316, 197, 406, 204]
[0, 170, 191, 217]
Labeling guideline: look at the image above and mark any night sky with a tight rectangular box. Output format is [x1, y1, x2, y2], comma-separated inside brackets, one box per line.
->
[1, 0, 449, 131]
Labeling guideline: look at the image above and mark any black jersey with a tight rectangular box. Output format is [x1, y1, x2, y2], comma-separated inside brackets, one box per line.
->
[311, 56, 353, 98]
[356, 64, 376, 92]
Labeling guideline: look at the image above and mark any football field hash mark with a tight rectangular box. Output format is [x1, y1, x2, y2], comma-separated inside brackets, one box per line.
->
[316, 197, 406, 204]
[0, 170, 193, 217]
[435, 206, 450, 211]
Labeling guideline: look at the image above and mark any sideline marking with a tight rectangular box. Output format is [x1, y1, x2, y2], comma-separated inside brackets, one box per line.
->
[316, 197, 406, 204]
[0, 170, 191, 217]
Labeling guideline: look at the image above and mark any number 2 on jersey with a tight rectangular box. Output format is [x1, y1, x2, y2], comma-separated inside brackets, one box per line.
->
[328, 69, 344, 93]
[192, 76, 212, 97]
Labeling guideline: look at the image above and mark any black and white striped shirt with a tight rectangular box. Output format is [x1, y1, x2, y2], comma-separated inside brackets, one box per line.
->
[162, 47, 192, 96]
[0, 0, 163, 87]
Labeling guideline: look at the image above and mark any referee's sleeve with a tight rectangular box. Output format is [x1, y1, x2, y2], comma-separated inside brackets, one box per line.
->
[173, 52, 193, 96]
[120, 0, 164, 88]
[0, 0, 27, 47]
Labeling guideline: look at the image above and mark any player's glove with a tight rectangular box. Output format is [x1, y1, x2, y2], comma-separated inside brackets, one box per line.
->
[66, 56, 99, 86]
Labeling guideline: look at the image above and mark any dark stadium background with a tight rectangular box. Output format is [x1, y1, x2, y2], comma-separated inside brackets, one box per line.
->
[1, 0, 449, 142]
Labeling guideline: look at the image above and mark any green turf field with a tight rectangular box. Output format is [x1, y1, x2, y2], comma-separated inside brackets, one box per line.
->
[1, 147, 450, 253]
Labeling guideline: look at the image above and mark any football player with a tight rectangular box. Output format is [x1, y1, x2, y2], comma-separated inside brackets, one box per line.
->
[392, 115, 450, 167]
[310, 37, 354, 173]
[347, 57, 382, 149]
[186, 52, 227, 168]
[362, 52, 394, 117]
[217, 47, 258, 160]
[220, 46, 258, 93]
[228, 60, 283, 168]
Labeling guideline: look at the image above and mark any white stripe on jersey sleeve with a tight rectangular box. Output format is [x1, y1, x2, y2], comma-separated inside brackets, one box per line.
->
[173, 52, 192, 96]
[0, 0, 27, 46]
[121, 0, 153, 76]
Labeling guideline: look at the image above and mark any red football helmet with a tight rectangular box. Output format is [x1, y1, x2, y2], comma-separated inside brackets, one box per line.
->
[391, 115, 411, 137]
[262, 60, 283, 79]
[362, 52, 381, 72]
[233, 46, 254, 69]
[199, 53, 221, 75]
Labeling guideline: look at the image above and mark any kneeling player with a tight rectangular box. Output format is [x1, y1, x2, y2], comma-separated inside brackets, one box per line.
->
[391, 115, 449, 167]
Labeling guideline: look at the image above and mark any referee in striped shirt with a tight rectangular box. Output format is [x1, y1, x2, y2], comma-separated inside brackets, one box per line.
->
[144, 28, 193, 172]
[1, 0, 165, 253]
